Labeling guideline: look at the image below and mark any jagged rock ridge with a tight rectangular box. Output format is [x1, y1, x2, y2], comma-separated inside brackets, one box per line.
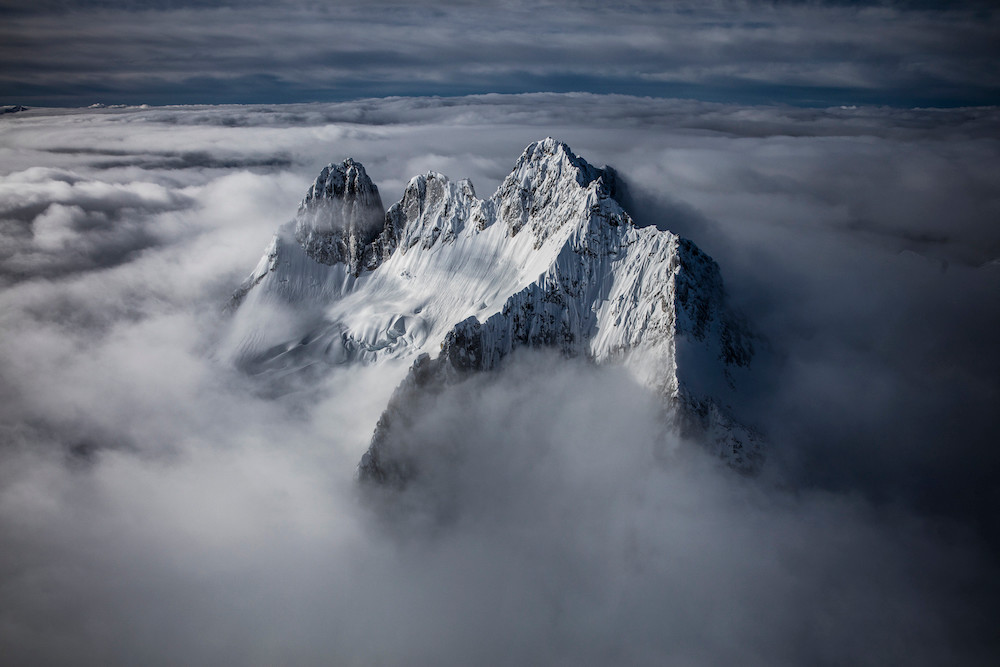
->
[227, 138, 761, 472]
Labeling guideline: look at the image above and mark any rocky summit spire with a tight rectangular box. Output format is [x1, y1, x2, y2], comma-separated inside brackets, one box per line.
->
[293, 158, 390, 275]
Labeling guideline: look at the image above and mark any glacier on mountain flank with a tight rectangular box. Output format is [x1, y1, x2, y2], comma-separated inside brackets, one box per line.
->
[228, 138, 761, 474]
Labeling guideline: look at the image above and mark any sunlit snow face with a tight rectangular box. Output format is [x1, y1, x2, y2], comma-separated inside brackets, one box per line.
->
[0, 97, 998, 665]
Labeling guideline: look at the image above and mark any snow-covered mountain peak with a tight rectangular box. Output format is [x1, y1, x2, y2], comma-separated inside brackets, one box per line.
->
[390, 171, 482, 252]
[511, 137, 605, 188]
[228, 139, 761, 472]
[494, 138, 625, 245]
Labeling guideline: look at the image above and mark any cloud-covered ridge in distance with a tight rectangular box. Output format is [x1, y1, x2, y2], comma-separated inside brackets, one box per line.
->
[0, 95, 998, 665]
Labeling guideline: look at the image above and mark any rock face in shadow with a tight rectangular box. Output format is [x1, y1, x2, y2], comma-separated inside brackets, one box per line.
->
[293, 158, 394, 275]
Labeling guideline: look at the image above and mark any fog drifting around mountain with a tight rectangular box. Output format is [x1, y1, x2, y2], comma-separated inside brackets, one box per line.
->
[1, 96, 998, 664]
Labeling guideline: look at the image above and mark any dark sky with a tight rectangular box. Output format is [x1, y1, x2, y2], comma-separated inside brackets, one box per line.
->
[2, 0, 999, 108]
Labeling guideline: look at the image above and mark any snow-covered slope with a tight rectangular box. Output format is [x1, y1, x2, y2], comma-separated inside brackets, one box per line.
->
[227, 139, 760, 471]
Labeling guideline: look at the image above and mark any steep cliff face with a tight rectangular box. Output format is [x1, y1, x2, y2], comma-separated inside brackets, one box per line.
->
[229, 138, 760, 472]
[293, 158, 391, 274]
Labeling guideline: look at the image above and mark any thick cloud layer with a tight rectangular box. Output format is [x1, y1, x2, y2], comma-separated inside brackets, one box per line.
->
[1, 1, 998, 107]
[1, 96, 998, 664]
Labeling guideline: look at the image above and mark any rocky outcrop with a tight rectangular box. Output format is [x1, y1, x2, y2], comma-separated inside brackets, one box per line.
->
[292, 158, 393, 275]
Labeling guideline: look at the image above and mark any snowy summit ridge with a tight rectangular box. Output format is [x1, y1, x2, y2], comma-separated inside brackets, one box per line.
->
[228, 138, 761, 472]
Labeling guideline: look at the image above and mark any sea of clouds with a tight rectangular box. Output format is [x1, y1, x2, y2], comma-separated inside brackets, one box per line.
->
[1, 94, 998, 665]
